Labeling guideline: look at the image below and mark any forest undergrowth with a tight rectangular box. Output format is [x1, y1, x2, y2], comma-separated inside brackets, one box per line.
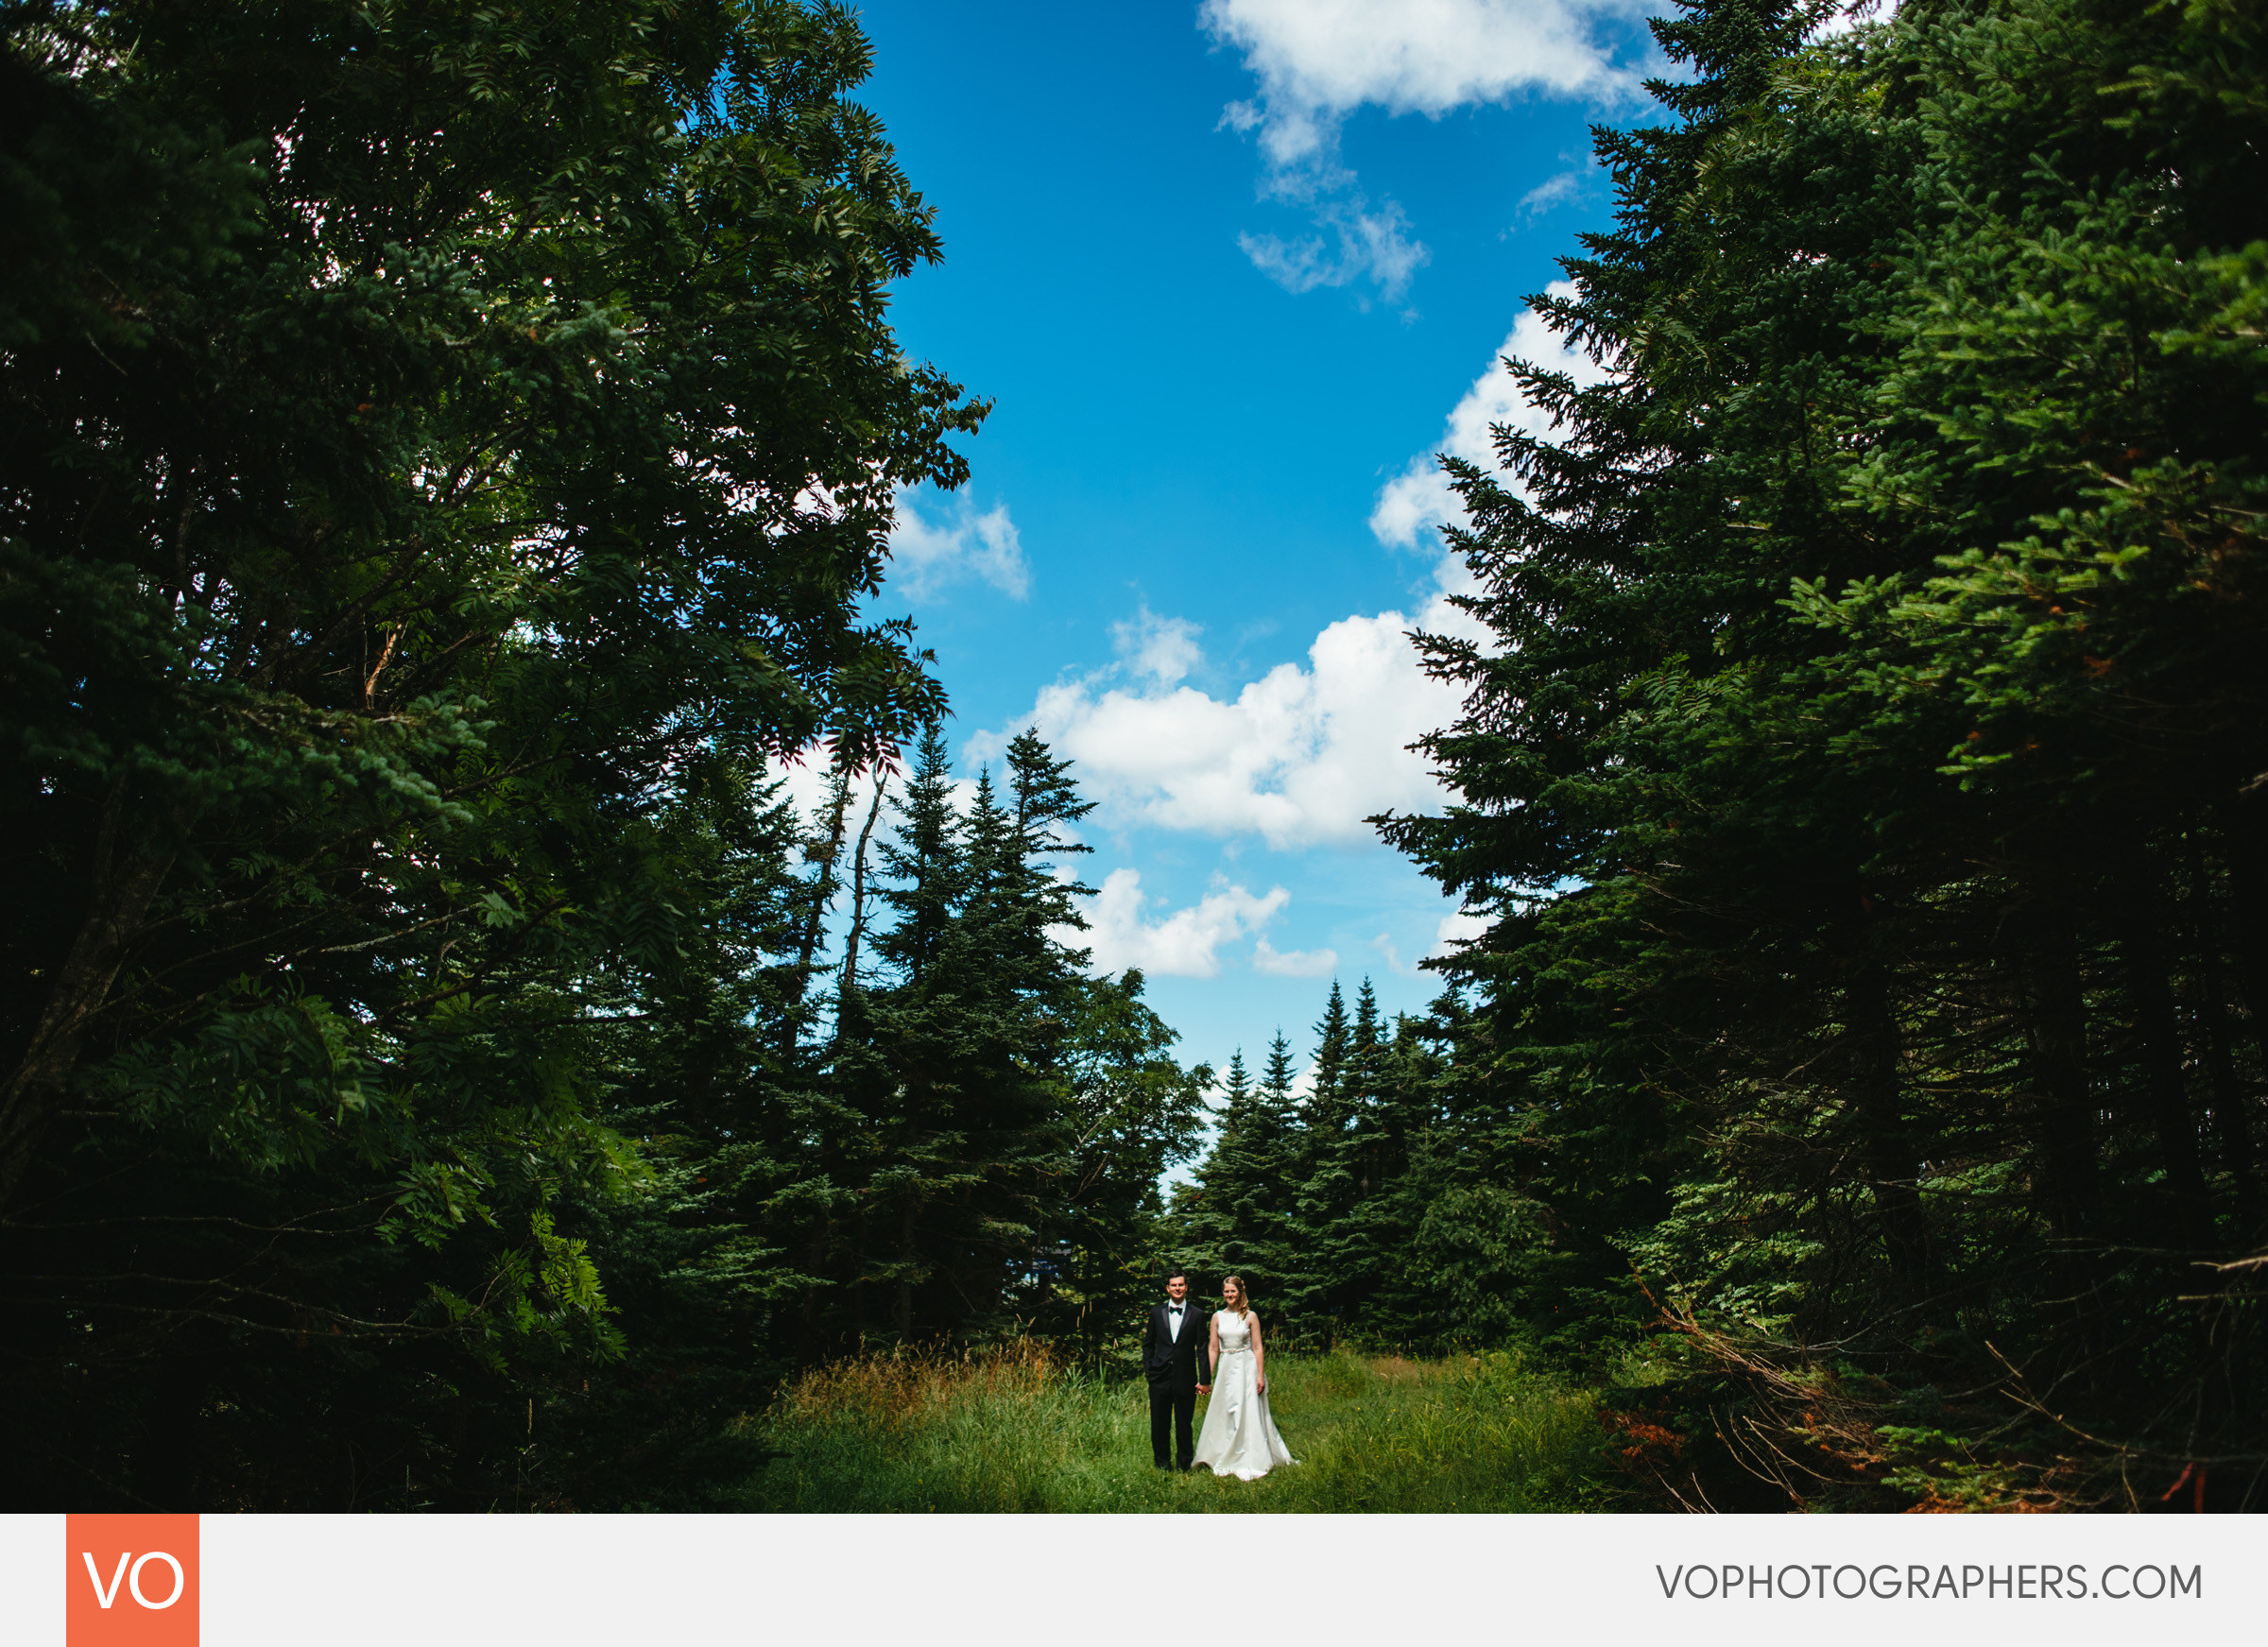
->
[736, 1341, 1621, 1513]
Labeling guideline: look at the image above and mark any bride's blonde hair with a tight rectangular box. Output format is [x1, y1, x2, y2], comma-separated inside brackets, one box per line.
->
[1222, 1276, 1250, 1318]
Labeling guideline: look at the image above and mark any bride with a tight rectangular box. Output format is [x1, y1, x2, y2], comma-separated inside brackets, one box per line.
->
[1192, 1276, 1296, 1480]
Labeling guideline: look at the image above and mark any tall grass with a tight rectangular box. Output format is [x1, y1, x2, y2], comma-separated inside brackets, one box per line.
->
[732, 1341, 1619, 1512]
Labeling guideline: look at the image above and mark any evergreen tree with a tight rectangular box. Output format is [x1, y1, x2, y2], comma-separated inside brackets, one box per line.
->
[775, 726, 1206, 1361]
[1275, 986, 1350, 1337]
[1380, 0, 2268, 1503]
[0, 0, 982, 1509]
[1187, 1029, 1313, 1331]
[1190, 1051, 1267, 1284]
[871, 724, 967, 987]
[1309, 980, 1352, 1104]
[1050, 969, 1210, 1354]
[1332, 1006, 1438, 1345]
[1246, 1030, 1307, 1320]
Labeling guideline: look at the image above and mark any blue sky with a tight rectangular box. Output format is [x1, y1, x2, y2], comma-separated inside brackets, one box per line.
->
[837, 0, 1660, 1083]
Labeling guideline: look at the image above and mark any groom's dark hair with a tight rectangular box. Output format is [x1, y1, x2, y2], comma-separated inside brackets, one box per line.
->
[1164, 1266, 1189, 1284]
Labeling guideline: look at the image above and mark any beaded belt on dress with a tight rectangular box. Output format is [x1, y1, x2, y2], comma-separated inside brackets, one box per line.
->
[1218, 1345, 1249, 1354]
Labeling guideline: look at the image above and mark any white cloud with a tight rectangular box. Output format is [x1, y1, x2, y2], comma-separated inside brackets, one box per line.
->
[1369, 280, 1612, 551]
[1203, 0, 1650, 172]
[1516, 166, 1590, 218]
[773, 755, 888, 837]
[1432, 909, 1492, 955]
[1371, 930, 1427, 978]
[1238, 197, 1430, 300]
[1076, 868, 1289, 978]
[1254, 935, 1340, 977]
[888, 485, 1030, 601]
[997, 596, 1469, 851]
[1815, 0, 1899, 39]
[768, 756, 988, 872]
[1110, 607, 1203, 687]
[1204, 0, 1654, 300]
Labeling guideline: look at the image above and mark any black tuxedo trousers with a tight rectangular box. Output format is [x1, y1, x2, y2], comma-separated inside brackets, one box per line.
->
[1143, 1304, 1211, 1469]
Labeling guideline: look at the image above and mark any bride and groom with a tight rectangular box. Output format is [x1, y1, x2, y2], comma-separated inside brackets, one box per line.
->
[1143, 1267, 1296, 1480]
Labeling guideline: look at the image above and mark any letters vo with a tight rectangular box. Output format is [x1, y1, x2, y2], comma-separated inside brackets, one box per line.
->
[66, 1515, 198, 1647]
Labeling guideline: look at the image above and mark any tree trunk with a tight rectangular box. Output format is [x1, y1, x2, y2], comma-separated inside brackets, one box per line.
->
[1847, 955, 1932, 1295]
[837, 773, 888, 1001]
[0, 781, 178, 1211]
[2188, 830, 2259, 1238]
[894, 1198, 918, 1337]
[2022, 921, 2104, 1244]
[783, 763, 853, 1055]
[792, 1210, 833, 1368]
[2214, 804, 2268, 1238]
[2120, 912, 2214, 1251]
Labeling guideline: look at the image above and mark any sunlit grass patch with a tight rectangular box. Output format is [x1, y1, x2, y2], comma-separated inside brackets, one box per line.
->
[734, 1342, 1619, 1513]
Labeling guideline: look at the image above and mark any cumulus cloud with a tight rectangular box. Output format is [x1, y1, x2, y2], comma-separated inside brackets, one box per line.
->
[1432, 909, 1492, 955]
[1111, 607, 1203, 687]
[993, 596, 1469, 851]
[1077, 868, 1290, 978]
[769, 754, 991, 872]
[888, 485, 1031, 601]
[1816, 0, 1899, 38]
[1369, 281, 1612, 551]
[1204, 0, 1648, 167]
[773, 753, 888, 832]
[1254, 935, 1340, 977]
[1204, 0, 1653, 299]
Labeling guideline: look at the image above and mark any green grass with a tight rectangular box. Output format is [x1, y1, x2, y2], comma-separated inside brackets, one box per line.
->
[731, 1341, 1620, 1512]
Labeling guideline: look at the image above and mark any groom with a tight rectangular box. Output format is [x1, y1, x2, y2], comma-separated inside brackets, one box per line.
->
[1143, 1267, 1212, 1470]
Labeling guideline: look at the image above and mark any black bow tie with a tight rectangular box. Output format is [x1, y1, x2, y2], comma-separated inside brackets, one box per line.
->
[1169, 1305, 1182, 1312]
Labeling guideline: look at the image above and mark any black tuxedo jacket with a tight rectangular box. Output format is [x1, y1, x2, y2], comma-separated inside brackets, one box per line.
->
[1143, 1301, 1212, 1388]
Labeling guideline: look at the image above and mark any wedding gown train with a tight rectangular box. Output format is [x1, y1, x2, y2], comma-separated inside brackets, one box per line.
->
[1192, 1310, 1295, 1480]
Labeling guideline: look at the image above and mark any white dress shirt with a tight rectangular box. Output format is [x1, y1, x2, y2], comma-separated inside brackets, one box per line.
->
[1165, 1302, 1186, 1342]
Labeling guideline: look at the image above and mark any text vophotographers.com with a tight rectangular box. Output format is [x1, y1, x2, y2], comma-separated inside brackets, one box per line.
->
[1655, 1562, 2201, 1603]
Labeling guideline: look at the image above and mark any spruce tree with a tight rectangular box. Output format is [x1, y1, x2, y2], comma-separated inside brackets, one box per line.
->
[1190, 1052, 1268, 1288]
[1189, 1031, 1310, 1333]
[1281, 982, 1361, 1338]
[1380, 0, 2268, 1501]
[1049, 970, 1210, 1354]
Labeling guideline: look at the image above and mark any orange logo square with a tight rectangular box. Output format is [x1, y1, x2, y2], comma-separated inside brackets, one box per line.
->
[65, 1515, 198, 1647]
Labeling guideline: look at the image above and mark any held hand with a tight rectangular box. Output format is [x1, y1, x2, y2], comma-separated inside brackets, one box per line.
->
[1196, 1383, 1211, 1395]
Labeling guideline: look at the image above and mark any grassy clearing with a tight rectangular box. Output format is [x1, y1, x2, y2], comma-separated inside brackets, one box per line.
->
[731, 1340, 1620, 1512]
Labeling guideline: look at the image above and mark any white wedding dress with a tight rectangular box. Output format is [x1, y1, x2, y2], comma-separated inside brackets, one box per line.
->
[1192, 1310, 1296, 1480]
